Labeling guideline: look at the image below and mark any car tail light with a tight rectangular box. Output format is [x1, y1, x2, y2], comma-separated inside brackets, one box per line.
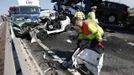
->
[123, 7, 129, 17]
[123, 11, 129, 16]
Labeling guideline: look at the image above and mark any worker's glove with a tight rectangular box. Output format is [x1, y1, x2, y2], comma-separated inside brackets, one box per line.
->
[98, 41, 104, 49]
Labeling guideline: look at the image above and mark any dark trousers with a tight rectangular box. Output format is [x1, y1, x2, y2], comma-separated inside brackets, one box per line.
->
[90, 38, 99, 49]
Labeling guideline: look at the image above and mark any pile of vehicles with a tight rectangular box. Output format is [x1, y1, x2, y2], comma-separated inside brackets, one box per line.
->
[9, 6, 70, 38]
[8, 0, 132, 38]
[53, 0, 131, 27]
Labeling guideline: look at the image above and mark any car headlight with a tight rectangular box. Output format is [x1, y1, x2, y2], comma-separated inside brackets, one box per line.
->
[26, 19, 32, 22]
[12, 24, 21, 31]
[15, 18, 23, 21]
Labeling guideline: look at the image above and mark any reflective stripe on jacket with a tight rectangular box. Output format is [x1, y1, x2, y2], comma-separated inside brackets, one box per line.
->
[78, 19, 104, 41]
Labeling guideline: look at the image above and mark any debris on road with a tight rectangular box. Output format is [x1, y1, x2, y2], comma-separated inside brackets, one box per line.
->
[128, 42, 134, 46]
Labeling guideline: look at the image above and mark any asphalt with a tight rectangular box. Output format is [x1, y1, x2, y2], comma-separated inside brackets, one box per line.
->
[21, 25, 134, 75]
[2, 14, 133, 75]
[0, 14, 133, 75]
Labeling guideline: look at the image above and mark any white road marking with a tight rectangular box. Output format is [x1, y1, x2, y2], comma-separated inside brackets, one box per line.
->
[128, 42, 134, 46]
[0, 22, 4, 26]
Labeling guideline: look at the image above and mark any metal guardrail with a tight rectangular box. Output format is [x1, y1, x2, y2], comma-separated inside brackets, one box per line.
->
[4, 22, 16, 75]
[4, 22, 44, 75]
[4, 20, 81, 75]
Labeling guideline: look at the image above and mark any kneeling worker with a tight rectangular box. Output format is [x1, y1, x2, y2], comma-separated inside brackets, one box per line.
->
[62, 17, 104, 69]
[73, 16, 104, 49]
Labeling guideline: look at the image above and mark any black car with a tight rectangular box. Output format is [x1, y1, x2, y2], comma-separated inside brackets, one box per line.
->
[96, 1, 129, 25]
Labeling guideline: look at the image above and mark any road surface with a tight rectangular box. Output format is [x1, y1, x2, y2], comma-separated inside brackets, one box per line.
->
[1, 16, 134, 75]
[23, 26, 134, 75]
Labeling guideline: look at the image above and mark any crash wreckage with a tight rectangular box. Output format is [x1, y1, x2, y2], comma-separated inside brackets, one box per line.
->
[9, 0, 104, 75]
[10, 0, 102, 38]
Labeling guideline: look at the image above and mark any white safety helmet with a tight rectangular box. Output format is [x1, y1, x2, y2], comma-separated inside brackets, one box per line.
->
[91, 6, 97, 10]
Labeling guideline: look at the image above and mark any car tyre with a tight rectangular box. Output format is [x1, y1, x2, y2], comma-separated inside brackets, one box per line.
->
[108, 15, 117, 24]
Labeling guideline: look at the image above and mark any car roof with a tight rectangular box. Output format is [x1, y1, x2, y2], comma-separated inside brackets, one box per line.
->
[103, 1, 129, 8]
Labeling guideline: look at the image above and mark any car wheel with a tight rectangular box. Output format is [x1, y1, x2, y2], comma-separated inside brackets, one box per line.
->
[108, 15, 117, 23]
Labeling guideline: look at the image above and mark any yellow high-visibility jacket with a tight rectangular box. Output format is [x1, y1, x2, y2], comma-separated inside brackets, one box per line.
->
[78, 19, 104, 41]
[87, 11, 96, 20]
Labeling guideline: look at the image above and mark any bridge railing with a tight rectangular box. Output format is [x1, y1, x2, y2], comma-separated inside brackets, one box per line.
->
[4, 21, 44, 75]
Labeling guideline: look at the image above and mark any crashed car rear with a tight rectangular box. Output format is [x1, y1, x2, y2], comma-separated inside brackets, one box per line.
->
[30, 12, 71, 42]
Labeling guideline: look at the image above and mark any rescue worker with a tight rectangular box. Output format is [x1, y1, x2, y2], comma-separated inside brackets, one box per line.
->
[87, 6, 99, 23]
[62, 17, 104, 69]
[72, 16, 104, 50]
[74, 9, 85, 20]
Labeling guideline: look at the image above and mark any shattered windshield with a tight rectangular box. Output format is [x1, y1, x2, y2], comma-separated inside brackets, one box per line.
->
[13, 15, 31, 21]
[19, 6, 40, 14]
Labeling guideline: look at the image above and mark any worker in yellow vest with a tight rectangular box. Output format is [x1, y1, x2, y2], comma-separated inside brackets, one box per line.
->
[74, 9, 85, 20]
[62, 16, 104, 69]
[72, 16, 104, 49]
[87, 6, 99, 23]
